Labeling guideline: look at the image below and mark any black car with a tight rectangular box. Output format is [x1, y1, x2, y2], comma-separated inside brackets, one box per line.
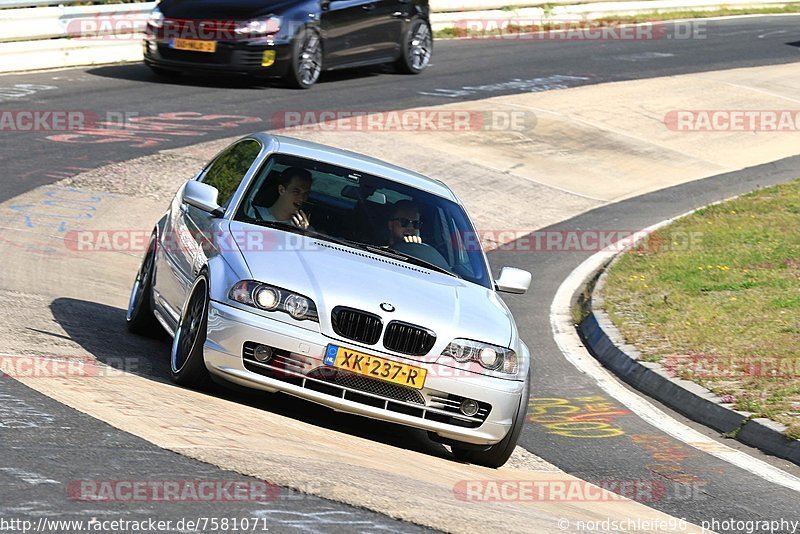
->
[143, 0, 432, 88]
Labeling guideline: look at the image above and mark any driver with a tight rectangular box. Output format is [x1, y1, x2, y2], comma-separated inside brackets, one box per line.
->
[255, 167, 312, 229]
[387, 199, 423, 245]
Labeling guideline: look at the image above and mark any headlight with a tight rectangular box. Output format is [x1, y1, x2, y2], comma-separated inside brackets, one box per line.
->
[443, 339, 517, 375]
[148, 8, 164, 28]
[254, 286, 280, 311]
[234, 17, 281, 36]
[229, 280, 318, 322]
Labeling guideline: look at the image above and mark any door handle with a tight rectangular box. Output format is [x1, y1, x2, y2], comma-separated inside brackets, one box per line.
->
[362, 3, 376, 10]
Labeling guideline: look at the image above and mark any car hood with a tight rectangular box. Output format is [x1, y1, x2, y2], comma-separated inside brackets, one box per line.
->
[158, 0, 296, 19]
[231, 224, 514, 354]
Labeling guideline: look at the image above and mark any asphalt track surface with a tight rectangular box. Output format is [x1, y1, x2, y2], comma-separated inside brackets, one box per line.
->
[497, 155, 800, 531]
[1, 15, 800, 534]
[1, 16, 800, 203]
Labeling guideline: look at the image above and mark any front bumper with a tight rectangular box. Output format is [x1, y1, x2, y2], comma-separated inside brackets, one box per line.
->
[204, 301, 525, 445]
[142, 37, 292, 77]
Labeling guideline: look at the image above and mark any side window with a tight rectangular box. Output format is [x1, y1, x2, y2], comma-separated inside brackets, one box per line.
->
[201, 139, 261, 208]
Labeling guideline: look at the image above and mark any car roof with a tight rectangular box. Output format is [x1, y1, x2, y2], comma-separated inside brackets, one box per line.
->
[250, 133, 458, 202]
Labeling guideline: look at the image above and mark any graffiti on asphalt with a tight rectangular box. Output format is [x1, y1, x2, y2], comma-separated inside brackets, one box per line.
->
[528, 396, 630, 438]
[47, 112, 263, 148]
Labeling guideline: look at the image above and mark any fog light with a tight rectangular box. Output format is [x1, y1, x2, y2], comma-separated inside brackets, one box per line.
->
[254, 345, 273, 363]
[460, 399, 479, 417]
[262, 50, 276, 67]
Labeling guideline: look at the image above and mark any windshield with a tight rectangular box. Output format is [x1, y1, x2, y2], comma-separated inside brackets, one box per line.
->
[233, 153, 492, 288]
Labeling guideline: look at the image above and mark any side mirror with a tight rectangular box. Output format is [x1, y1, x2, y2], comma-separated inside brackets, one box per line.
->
[495, 267, 531, 294]
[321, 0, 331, 10]
[183, 180, 224, 216]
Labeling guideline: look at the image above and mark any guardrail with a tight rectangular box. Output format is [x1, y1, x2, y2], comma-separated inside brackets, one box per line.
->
[0, 1, 155, 42]
[0, 0, 92, 7]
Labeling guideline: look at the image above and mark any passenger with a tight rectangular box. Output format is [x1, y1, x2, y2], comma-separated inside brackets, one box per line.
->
[255, 167, 312, 229]
[387, 199, 423, 245]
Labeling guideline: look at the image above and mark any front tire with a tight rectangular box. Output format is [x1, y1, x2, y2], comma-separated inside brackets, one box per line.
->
[452, 378, 530, 468]
[126, 236, 159, 335]
[395, 19, 432, 74]
[170, 273, 211, 389]
[286, 28, 322, 89]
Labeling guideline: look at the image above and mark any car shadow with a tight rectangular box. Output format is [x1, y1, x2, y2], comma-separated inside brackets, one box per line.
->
[86, 63, 389, 89]
[49, 297, 451, 460]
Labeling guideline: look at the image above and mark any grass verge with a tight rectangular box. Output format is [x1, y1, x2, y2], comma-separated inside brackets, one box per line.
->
[434, 5, 800, 39]
[601, 179, 800, 437]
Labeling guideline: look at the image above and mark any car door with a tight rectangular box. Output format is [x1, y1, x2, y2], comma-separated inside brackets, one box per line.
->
[360, 0, 405, 60]
[321, 0, 381, 65]
[156, 139, 261, 318]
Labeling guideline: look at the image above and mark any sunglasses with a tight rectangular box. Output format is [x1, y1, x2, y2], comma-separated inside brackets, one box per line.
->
[391, 217, 422, 229]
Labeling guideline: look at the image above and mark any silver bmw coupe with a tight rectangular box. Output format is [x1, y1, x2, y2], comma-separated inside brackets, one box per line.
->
[127, 133, 532, 468]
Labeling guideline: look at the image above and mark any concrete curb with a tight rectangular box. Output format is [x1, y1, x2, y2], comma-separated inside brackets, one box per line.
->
[0, 37, 142, 74]
[577, 244, 800, 465]
[431, 0, 800, 30]
[432, 0, 798, 11]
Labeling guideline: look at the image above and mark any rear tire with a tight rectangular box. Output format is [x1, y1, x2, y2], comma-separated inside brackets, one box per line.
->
[170, 273, 211, 389]
[395, 19, 432, 74]
[126, 236, 160, 335]
[285, 28, 322, 89]
[452, 378, 530, 468]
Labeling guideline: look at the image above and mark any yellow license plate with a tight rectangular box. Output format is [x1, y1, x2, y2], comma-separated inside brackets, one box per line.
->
[324, 344, 427, 389]
[171, 38, 216, 53]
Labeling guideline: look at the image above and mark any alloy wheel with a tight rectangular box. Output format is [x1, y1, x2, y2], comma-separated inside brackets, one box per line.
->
[126, 249, 152, 322]
[172, 279, 207, 373]
[297, 32, 322, 87]
[408, 23, 432, 72]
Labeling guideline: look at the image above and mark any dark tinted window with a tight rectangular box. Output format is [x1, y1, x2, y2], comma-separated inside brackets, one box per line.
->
[201, 139, 261, 207]
[235, 153, 492, 289]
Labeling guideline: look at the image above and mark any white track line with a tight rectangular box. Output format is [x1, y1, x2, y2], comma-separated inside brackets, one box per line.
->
[549, 215, 800, 493]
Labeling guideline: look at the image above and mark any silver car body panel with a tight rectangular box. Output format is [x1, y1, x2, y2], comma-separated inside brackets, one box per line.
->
[150, 134, 530, 446]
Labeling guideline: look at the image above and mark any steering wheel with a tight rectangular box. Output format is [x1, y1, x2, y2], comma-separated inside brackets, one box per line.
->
[389, 241, 450, 271]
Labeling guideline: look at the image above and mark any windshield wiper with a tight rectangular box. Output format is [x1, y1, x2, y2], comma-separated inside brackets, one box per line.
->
[238, 218, 458, 278]
[363, 245, 459, 278]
